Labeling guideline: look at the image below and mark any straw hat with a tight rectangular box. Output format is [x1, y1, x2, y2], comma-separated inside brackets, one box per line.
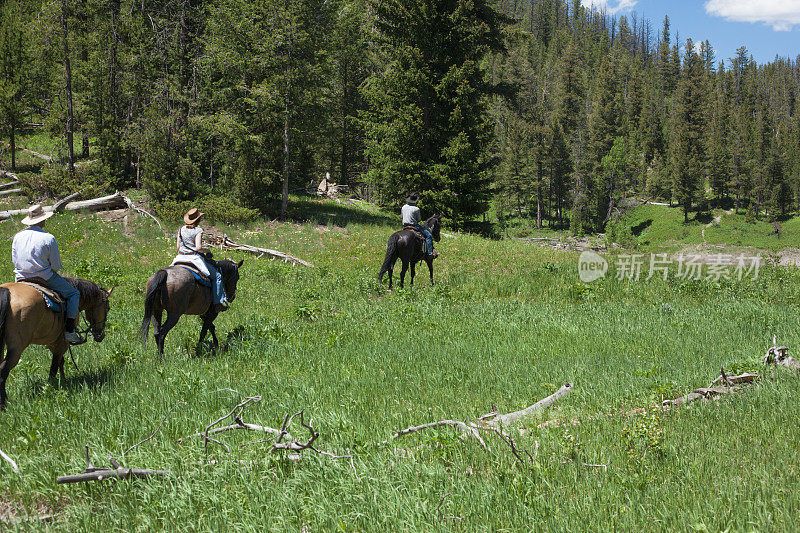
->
[184, 208, 205, 226]
[405, 192, 421, 205]
[21, 204, 54, 226]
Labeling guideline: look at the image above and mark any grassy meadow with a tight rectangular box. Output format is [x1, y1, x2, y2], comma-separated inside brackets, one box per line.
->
[0, 198, 799, 530]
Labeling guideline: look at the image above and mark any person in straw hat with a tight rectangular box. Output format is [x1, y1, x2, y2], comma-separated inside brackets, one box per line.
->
[401, 192, 438, 258]
[11, 204, 82, 343]
[170, 208, 229, 311]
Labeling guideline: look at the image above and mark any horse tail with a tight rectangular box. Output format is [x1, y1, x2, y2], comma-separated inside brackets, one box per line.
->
[139, 269, 168, 345]
[0, 287, 10, 357]
[379, 234, 399, 281]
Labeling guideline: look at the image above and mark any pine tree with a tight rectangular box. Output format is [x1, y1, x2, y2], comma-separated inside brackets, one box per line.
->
[361, 0, 508, 222]
[0, 0, 30, 171]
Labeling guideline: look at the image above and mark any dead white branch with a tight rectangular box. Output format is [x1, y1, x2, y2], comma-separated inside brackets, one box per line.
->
[0, 179, 20, 190]
[213, 235, 314, 267]
[382, 420, 488, 449]
[0, 446, 19, 474]
[482, 382, 574, 428]
[0, 188, 22, 197]
[122, 196, 164, 233]
[0, 170, 19, 182]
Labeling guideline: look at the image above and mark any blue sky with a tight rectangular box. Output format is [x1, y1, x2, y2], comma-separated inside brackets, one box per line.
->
[582, 0, 800, 64]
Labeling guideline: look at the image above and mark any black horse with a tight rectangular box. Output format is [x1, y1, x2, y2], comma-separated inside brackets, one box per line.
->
[378, 214, 442, 289]
[139, 258, 243, 359]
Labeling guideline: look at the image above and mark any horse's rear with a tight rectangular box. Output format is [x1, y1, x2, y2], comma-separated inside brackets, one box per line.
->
[139, 267, 211, 356]
[378, 229, 426, 289]
[0, 283, 67, 409]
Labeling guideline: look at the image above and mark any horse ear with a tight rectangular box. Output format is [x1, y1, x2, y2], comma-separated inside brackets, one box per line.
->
[237, 259, 244, 269]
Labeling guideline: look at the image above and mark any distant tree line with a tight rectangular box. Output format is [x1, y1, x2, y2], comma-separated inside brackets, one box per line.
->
[0, 0, 798, 229]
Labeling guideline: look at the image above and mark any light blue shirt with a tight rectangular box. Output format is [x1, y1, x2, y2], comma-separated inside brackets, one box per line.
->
[11, 226, 63, 281]
[402, 204, 421, 225]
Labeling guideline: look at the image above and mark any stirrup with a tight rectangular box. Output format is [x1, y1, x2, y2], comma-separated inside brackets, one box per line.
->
[65, 331, 85, 345]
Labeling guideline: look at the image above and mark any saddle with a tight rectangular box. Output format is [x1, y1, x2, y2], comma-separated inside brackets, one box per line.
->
[402, 225, 428, 254]
[171, 262, 212, 287]
[18, 277, 66, 313]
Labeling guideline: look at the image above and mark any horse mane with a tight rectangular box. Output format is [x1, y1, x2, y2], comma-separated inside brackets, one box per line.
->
[64, 277, 106, 304]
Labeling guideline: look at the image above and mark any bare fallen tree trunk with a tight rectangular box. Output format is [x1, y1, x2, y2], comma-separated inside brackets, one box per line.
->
[0, 192, 127, 220]
[481, 383, 574, 428]
[0, 188, 22, 197]
[214, 235, 314, 267]
[0, 180, 20, 190]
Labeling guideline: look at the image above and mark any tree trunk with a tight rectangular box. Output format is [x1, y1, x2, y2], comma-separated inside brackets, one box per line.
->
[280, 33, 293, 221]
[82, 131, 89, 158]
[61, 0, 75, 173]
[10, 124, 15, 171]
[536, 161, 543, 229]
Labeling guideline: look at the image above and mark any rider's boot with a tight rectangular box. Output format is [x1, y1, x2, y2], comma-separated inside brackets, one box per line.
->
[429, 250, 440, 259]
[64, 318, 81, 344]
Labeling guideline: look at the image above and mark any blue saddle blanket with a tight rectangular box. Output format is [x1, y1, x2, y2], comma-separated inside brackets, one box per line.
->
[178, 266, 212, 287]
[42, 293, 62, 313]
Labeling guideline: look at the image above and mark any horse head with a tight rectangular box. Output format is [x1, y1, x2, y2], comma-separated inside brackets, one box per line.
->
[85, 285, 113, 342]
[426, 214, 442, 242]
[218, 259, 244, 302]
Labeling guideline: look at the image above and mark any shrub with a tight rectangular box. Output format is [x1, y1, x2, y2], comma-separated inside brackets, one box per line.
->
[153, 195, 259, 225]
[21, 160, 111, 200]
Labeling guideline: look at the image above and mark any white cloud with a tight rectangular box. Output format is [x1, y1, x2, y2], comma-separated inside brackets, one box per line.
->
[705, 0, 800, 31]
[580, 0, 637, 16]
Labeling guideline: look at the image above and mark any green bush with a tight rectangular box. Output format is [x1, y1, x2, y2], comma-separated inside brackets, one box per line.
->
[153, 195, 259, 225]
[21, 160, 111, 199]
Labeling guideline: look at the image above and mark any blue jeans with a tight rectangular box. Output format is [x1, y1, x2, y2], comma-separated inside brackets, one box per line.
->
[205, 261, 228, 306]
[415, 224, 434, 255]
[45, 272, 80, 319]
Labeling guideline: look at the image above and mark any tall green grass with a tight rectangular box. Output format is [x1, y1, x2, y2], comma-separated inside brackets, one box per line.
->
[0, 201, 798, 530]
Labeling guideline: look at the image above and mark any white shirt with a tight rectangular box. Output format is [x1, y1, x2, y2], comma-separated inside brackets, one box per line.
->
[402, 204, 421, 225]
[12, 226, 63, 281]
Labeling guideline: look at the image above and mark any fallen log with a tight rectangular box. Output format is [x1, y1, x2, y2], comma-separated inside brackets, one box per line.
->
[0, 188, 22, 197]
[57, 467, 173, 484]
[0, 192, 127, 220]
[216, 235, 314, 267]
[0, 170, 19, 182]
[0, 180, 20, 190]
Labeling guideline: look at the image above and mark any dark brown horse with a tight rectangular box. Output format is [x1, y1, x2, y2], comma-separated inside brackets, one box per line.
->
[139, 259, 243, 359]
[0, 278, 112, 410]
[378, 214, 441, 289]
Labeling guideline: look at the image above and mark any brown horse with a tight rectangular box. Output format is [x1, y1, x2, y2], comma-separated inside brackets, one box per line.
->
[0, 278, 112, 410]
[138, 259, 243, 359]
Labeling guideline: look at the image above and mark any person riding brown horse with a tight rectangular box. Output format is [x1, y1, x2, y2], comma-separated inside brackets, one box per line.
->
[0, 277, 112, 410]
[139, 255, 242, 360]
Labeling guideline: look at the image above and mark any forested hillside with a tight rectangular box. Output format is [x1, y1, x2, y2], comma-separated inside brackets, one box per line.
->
[1, 0, 799, 232]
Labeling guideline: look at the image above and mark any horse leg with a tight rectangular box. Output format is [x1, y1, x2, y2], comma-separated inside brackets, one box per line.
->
[0, 347, 21, 410]
[399, 260, 408, 288]
[197, 310, 219, 353]
[427, 258, 434, 285]
[410, 262, 416, 287]
[156, 312, 180, 360]
[48, 341, 67, 383]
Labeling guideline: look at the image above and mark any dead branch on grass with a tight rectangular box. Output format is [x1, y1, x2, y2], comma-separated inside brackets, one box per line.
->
[179, 390, 347, 460]
[210, 235, 314, 267]
[56, 444, 172, 484]
[0, 446, 19, 474]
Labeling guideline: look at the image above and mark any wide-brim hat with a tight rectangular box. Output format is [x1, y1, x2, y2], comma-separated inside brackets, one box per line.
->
[21, 204, 54, 226]
[184, 208, 205, 226]
[406, 192, 421, 205]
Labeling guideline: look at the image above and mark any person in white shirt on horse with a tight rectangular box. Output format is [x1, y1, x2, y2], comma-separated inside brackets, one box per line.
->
[401, 192, 438, 258]
[11, 205, 82, 343]
[170, 208, 229, 311]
